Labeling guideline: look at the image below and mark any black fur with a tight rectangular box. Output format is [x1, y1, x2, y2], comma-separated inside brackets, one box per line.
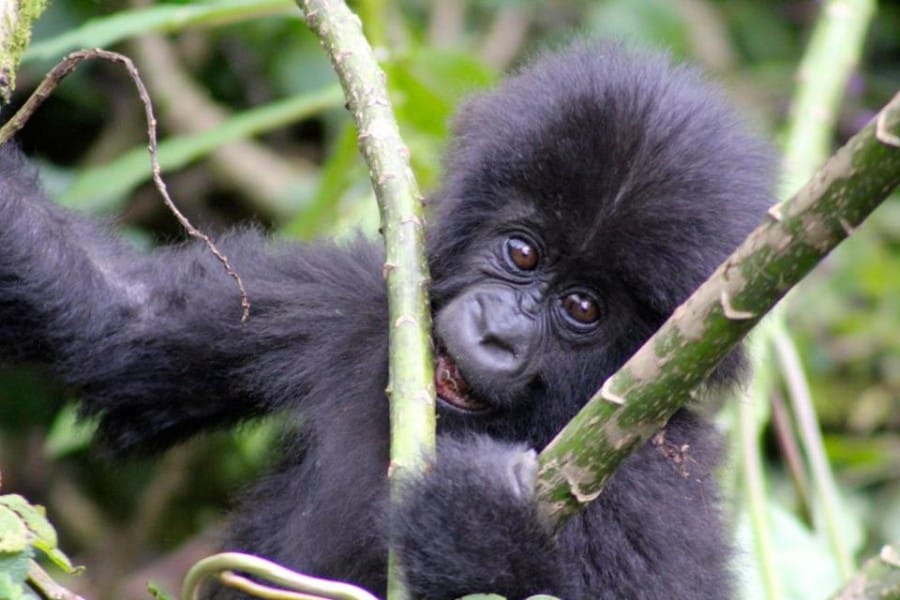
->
[0, 42, 773, 599]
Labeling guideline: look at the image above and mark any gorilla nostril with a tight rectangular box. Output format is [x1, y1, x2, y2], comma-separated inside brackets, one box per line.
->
[481, 332, 518, 358]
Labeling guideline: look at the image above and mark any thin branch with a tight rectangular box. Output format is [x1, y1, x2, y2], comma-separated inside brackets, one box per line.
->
[0, 51, 83, 144]
[0, 49, 251, 322]
[774, 329, 853, 575]
[535, 92, 900, 526]
[740, 384, 783, 600]
[769, 390, 813, 526]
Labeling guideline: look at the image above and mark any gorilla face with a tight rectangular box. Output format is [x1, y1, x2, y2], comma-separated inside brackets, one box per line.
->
[431, 206, 642, 445]
[436, 230, 603, 403]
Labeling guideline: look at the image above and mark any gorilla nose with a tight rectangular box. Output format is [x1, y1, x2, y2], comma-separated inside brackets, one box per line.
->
[435, 287, 537, 388]
[473, 330, 526, 376]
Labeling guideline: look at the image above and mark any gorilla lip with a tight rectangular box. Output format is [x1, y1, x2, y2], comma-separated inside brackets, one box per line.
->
[435, 351, 489, 413]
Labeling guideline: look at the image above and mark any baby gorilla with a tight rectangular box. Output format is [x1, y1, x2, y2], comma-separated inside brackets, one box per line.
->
[0, 42, 773, 599]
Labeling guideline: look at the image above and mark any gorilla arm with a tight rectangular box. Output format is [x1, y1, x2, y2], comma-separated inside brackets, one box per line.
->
[0, 144, 388, 454]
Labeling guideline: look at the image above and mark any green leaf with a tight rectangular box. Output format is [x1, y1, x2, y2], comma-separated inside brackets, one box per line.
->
[44, 404, 97, 459]
[38, 547, 81, 575]
[0, 547, 33, 589]
[58, 85, 343, 214]
[383, 48, 496, 190]
[0, 496, 56, 550]
[282, 121, 363, 239]
[385, 48, 495, 136]
[0, 571, 34, 600]
[0, 506, 28, 553]
[0, 496, 81, 574]
[25, 0, 295, 63]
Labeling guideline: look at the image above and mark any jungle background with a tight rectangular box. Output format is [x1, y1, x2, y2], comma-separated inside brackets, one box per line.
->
[0, 1, 898, 598]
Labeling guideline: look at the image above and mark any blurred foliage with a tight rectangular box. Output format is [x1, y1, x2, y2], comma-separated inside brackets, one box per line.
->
[0, 491, 82, 599]
[0, 1, 897, 599]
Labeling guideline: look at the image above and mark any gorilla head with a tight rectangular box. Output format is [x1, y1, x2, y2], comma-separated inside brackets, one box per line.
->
[428, 43, 772, 446]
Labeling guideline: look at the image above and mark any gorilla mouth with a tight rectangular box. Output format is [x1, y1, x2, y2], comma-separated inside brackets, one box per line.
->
[435, 350, 489, 413]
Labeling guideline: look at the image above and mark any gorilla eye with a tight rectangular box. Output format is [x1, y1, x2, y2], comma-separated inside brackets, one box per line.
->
[505, 237, 539, 271]
[562, 292, 600, 326]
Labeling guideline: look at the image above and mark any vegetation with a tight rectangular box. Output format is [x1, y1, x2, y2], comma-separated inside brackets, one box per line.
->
[0, 1, 898, 599]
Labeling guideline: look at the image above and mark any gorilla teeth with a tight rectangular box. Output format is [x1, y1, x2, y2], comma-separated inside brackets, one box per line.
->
[435, 351, 488, 412]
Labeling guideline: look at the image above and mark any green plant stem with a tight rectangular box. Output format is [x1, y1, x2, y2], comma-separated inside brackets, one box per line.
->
[740, 380, 782, 600]
[772, 0, 875, 579]
[296, 2, 435, 598]
[781, 0, 875, 196]
[773, 329, 854, 576]
[535, 92, 900, 526]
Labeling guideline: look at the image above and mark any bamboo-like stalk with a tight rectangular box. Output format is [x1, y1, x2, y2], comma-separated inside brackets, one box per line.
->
[295, 2, 435, 598]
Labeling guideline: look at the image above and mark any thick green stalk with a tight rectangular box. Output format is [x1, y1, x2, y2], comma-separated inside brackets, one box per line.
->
[296, 2, 435, 598]
[535, 93, 900, 526]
